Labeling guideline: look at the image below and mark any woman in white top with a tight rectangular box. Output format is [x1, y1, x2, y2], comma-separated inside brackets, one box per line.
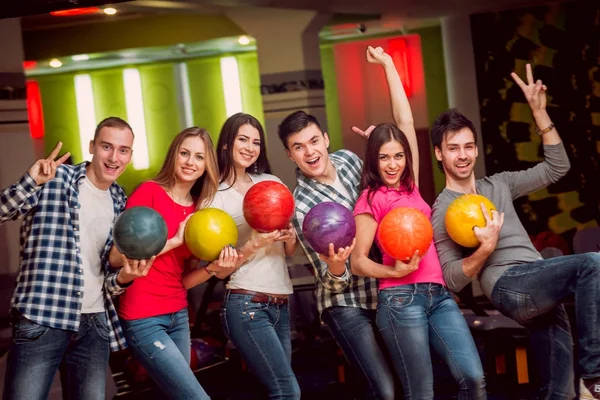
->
[183, 113, 300, 399]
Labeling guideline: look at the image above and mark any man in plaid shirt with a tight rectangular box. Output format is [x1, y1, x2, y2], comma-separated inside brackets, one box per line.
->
[278, 111, 397, 399]
[0, 117, 152, 400]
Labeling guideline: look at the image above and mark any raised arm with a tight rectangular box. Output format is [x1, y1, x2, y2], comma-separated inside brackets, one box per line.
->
[0, 142, 70, 223]
[367, 45, 419, 183]
[504, 63, 570, 199]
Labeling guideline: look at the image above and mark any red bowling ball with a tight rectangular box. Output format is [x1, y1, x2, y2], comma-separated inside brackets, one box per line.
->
[243, 181, 295, 232]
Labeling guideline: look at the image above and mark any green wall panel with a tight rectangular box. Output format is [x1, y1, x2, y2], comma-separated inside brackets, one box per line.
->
[237, 52, 265, 128]
[35, 73, 82, 162]
[320, 43, 343, 152]
[138, 63, 181, 184]
[186, 57, 227, 143]
[410, 26, 449, 196]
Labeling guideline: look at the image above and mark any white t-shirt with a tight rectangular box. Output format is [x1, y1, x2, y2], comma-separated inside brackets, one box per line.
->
[331, 172, 351, 199]
[209, 173, 293, 295]
[78, 178, 114, 313]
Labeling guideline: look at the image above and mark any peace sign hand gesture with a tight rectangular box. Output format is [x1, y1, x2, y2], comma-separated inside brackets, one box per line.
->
[511, 63, 548, 112]
[29, 142, 71, 186]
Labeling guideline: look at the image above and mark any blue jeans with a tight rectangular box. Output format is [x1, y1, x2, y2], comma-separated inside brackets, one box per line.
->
[121, 308, 209, 400]
[321, 306, 396, 400]
[491, 252, 600, 400]
[4, 311, 110, 400]
[377, 284, 486, 400]
[221, 291, 300, 400]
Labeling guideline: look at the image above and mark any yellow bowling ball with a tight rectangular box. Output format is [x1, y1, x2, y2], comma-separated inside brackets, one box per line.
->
[185, 208, 238, 261]
[445, 194, 497, 248]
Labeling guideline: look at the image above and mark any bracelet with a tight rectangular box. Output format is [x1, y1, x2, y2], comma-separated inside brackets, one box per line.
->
[535, 122, 555, 135]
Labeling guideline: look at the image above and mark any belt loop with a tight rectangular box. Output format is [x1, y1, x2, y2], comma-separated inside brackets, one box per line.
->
[413, 283, 417, 295]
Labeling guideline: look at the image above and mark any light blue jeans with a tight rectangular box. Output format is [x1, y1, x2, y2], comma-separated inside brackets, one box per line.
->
[221, 291, 300, 400]
[121, 308, 210, 400]
[377, 283, 486, 400]
[491, 252, 600, 400]
[4, 311, 110, 400]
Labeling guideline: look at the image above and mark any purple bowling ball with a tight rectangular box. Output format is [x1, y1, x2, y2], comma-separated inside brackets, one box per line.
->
[302, 202, 356, 255]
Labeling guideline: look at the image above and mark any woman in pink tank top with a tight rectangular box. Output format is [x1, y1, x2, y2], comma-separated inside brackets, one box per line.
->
[350, 46, 486, 399]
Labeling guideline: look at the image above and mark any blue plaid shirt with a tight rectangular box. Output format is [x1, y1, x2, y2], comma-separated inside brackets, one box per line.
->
[292, 150, 378, 314]
[0, 162, 129, 351]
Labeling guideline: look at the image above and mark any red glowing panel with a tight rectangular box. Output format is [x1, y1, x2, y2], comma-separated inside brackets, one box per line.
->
[23, 61, 37, 70]
[26, 81, 45, 139]
[388, 38, 411, 97]
[50, 7, 100, 16]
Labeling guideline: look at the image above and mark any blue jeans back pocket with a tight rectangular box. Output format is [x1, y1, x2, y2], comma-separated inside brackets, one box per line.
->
[497, 288, 539, 322]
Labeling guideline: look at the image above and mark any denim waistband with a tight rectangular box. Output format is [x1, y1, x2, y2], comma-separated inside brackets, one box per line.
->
[380, 283, 446, 294]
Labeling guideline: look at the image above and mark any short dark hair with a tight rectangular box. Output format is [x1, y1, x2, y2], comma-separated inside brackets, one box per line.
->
[277, 111, 323, 149]
[94, 117, 134, 141]
[430, 108, 477, 171]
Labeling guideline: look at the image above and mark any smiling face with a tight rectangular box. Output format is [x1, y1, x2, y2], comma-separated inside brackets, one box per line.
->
[378, 139, 406, 188]
[231, 123, 261, 170]
[435, 127, 478, 182]
[174, 136, 206, 184]
[87, 126, 134, 190]
[285, 123, 331, 179]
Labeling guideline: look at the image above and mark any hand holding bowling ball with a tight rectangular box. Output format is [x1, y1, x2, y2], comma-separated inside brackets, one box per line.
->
[185, 208, 238, 261]
[302, 202, 356, 256]
[392, 251, 422, 277]
[243, 181, 295, 232]
[277, 223, 297, 246]
[113, 206, 169, 260]
[378, 207, 433, 261]
[445, 194, 501, 248]
[117, 255, 156, 285]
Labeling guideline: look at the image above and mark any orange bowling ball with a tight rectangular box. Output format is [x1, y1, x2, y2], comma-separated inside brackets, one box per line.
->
[377, 207, 433, 261]
[445, 194, 497, 248]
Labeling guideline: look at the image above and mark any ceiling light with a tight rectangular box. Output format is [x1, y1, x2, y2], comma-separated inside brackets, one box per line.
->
[49, 59, 63, 68]
[238, 36, 250, 45]
[72, 54, 90, 61]
[103, 7, 117, 15]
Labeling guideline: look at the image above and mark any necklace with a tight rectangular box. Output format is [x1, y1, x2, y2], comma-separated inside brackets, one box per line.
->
[167, 189, 192, 217]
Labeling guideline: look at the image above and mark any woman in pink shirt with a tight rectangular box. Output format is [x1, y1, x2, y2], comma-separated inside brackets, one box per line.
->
[351, 46, 486, 399]
[110, 127, 237, 399]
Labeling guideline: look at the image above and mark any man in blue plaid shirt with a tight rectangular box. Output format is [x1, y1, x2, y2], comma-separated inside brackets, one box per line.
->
[0, 117, 152, 400]
[278, 111, 397, 399]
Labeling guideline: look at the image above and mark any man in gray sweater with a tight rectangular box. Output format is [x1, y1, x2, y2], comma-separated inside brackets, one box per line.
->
[431, 64, 600, 399]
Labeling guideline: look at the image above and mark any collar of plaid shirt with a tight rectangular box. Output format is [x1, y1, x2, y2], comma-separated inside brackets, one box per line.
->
[292, 150, 378, 312]
[10, 162, 130, 351]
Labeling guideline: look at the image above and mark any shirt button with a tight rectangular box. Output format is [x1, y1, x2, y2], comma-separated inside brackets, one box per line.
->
[77, 292, 81, 296]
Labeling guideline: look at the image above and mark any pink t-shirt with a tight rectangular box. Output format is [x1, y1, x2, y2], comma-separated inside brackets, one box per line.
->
[353, 186, 445, 290]
[118, 181, 194, 320]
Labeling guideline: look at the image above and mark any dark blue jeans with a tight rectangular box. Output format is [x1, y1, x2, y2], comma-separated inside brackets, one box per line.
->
[121, 308, 209, 400]
[221, 291, 300, 400]
[321, 306, 396, 400]
[491, 252, 600, 400]
[4, 311, 110, 400]
[377, 284, 486, 400]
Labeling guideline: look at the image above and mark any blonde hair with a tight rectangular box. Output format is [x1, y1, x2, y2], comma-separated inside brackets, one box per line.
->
[152, 127, 219, 208]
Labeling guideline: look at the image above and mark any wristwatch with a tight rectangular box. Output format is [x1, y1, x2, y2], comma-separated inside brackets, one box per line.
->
[206, 267, 218, 277]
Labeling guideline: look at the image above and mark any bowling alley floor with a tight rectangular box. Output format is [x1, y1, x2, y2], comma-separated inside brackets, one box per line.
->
[115, 335, 541, 400]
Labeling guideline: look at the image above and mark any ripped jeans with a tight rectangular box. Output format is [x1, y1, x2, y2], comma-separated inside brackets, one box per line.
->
[121, 308, 210, 400]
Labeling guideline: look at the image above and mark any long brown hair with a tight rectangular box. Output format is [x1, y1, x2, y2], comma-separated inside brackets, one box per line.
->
[360, 123, 415, 208]
[216, 113, 271, 185]
[152, 127, 219, 209]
